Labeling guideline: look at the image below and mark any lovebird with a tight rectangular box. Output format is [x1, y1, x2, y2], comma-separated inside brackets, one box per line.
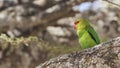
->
[74, 18, 100, 49]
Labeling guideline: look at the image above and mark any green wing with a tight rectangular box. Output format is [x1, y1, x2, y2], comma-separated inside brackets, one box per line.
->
[86, 26, 100, 44]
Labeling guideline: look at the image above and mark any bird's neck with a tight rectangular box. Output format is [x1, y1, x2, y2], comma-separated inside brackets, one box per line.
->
[76, 29, 86, 38]
[76, 24, 88, 30]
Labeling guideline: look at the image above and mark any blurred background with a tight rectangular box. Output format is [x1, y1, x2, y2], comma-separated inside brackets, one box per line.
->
[0, 0, 120, 68]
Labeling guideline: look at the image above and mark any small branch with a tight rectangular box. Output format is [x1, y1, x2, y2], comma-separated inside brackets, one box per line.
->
[103, 0, 120, 7]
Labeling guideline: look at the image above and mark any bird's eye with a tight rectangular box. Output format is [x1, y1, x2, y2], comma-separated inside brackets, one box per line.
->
[74, 21, 79, 24]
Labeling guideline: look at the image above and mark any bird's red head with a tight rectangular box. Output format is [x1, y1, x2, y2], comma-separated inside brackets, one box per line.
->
[74, 20, 79, 29]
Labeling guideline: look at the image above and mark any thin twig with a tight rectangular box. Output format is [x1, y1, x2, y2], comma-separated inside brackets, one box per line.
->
[103, 0, 120, 7]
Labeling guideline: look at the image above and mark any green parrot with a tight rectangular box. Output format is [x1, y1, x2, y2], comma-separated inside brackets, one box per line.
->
[74, 18, 100, 49]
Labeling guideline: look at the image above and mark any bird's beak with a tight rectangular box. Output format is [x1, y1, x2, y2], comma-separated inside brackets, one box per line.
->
[74, 23, 76, 29]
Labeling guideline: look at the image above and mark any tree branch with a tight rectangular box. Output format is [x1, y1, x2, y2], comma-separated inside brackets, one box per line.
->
[36, 37, 120, 68]
[103, 0, 120, 7]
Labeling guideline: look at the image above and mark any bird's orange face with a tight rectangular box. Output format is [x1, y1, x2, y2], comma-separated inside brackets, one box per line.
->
[74, 20, 79, 29]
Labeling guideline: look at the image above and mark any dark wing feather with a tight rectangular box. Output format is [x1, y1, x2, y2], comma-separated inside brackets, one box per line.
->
[87, 26, 100, 44]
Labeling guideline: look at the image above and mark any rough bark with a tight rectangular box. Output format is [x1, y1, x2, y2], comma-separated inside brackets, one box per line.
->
[36, 37, 120, 68]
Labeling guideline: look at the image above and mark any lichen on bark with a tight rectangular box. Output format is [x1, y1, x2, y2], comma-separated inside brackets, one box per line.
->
[36, 37, 120, 68]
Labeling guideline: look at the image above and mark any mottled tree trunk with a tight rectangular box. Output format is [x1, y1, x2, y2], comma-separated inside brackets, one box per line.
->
[36, 37, 120, 68]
